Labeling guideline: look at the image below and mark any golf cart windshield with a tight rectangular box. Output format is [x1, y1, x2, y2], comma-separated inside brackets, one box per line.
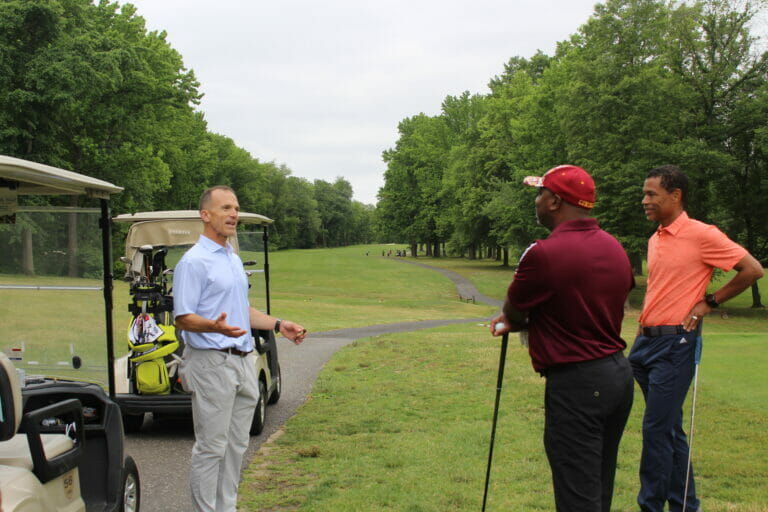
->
[0, 155, 122, 388]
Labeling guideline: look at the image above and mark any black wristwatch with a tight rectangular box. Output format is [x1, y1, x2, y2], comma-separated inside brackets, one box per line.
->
[705, 293, 719, 308]
[274, 318, 282, 333]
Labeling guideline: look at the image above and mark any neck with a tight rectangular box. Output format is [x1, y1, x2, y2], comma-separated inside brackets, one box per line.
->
[203, 228, 228, 247]
[551, 207, 592, 229]
[659, 208, 684, 227]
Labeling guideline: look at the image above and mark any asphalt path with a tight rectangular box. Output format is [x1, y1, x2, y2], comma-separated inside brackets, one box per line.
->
[124, 261, 501, 511]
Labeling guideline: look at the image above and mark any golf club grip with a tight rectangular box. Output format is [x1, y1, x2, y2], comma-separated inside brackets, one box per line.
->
[482, 332, 509, 511]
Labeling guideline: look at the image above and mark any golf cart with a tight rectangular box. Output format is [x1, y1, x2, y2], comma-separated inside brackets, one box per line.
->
[111, 210, 281, 435]
[0, 155, 139, 511]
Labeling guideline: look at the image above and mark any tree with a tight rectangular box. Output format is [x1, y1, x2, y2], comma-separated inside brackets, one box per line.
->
[667, 0, 768, 306]
[314, 178, 354, 247]
[377, 113, 451, 255]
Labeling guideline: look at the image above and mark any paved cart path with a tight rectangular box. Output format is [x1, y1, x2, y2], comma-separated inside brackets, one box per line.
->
[125, 260, 502, 511]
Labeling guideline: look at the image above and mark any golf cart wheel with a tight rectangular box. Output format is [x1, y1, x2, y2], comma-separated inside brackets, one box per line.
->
[249, 379, 267, 436]
[122, 413, 145, 434]
[267, 364, 281, 405]
[120, 456, 141, 512]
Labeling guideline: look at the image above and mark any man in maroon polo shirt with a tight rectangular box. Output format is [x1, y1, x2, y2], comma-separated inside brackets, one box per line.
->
[491, 165, 635, 512]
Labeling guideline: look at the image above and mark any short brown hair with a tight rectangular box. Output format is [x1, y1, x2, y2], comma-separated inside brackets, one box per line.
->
[198, 185, 236, 211]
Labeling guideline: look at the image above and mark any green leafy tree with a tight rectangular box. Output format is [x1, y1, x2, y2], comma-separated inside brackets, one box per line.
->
[314, 178, 354, 247]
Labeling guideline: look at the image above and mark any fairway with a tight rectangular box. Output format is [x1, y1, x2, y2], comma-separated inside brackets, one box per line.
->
[239, 245, 767, 512]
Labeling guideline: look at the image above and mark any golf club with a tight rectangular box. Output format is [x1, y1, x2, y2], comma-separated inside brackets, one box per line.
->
[682, 329, 703, 512]
[482, 327, 509, 512]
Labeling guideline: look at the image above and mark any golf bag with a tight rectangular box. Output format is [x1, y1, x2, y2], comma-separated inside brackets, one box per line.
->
[126, 246, 183, 395]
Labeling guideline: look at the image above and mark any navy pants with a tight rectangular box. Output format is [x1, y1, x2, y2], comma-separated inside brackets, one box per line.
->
[544, 352, 634, 512]
[629, 331, 700, 512]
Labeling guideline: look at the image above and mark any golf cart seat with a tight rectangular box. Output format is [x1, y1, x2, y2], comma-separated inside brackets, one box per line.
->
[0, 352, 84, 476]
[0, 352, 86, 511]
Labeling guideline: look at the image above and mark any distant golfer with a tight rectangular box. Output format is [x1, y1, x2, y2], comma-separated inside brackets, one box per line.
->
[174, 185, 307, 512]
[630, 165, 763, 512]
[490, 165, 635, 512]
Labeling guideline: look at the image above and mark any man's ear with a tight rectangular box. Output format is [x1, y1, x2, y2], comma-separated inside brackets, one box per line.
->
[671, 188, 682, 205]
[200, 209, 210, 222]
[549, 193, 563, 211]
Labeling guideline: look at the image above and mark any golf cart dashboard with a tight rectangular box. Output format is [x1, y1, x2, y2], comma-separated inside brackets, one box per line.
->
[21, 380, 110, 428]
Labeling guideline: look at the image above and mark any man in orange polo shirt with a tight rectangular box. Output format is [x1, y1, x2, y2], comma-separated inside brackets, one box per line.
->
[630, 165, 764, 512]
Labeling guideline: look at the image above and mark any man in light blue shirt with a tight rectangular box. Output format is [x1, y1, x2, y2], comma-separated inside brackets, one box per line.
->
[174, 185, 306, 512]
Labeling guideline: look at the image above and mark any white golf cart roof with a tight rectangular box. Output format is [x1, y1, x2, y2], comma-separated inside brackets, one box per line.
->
[114, 210, 273, 273]
[113, 210, 272, 225]
[0, 154, 123, 199]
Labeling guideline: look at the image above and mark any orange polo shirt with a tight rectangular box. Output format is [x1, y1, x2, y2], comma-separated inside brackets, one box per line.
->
[640, 211, 747, 326]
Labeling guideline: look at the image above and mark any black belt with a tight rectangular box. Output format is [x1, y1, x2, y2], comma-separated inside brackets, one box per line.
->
[540, 351, 625, 377]
[641, 325, 687, 337]
[213, 346, 252, 357]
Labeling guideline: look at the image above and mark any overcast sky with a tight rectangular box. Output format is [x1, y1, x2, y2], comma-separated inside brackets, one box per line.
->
[122, 0, 601, 204]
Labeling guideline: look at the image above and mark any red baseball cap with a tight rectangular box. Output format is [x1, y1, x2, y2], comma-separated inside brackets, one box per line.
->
[523, 165, 596, 209]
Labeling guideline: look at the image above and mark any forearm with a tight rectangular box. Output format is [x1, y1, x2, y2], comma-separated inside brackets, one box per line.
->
[249, 307, 279, 331]
[175, 313, 221, 333]
[710, 254, 764, 304]
[249, 306, 307, 344]
[502, 298, 528, 332]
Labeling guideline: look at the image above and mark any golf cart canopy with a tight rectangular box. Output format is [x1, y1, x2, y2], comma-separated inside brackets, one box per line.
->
[1, 155, 121, 388]
[114, 210, 273, 276]
[0, 154, 123, 201]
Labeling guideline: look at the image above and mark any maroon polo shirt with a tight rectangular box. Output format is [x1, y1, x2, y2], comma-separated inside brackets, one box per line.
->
[507, 218, 634, 372]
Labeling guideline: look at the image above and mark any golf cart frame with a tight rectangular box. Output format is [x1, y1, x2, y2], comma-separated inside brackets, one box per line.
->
[111, 210, 282, 435]
[0, 155, 139, 511]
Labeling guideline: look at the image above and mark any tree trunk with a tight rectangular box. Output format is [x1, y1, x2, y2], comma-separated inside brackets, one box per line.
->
[410, 242, 417, 257]
[22, 228, 34, 276]
[425, 243, 433, 257]
[433, 241, 440, 258]
[468, 244, 476, 260]
[751, 282, 764, 308]
[503, 248, 509, 267]
[630, 252, 643, 275]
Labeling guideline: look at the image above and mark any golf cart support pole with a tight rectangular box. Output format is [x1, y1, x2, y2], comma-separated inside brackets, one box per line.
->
[263, 226, 271, 315]
[683, 330, 703, 512]
[482, 332, 509, 512]
[100, 198, 117, 400]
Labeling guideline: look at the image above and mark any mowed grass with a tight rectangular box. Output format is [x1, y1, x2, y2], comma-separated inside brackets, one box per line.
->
[241, 244, 495, 332]
[239, 247, 767, 511]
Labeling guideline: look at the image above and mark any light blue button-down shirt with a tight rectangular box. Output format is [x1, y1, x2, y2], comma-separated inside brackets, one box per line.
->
[173, 235, 253, 351]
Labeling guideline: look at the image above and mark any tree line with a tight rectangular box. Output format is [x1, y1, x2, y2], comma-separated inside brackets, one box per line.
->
[0, 0, 374, 253]
[375, 0, 767, 307]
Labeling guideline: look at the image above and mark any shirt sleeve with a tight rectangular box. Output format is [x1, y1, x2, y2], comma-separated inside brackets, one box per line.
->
[700, 224, 747, 272]
[507, 242, 552, 310]
[173, 256, 203, 317]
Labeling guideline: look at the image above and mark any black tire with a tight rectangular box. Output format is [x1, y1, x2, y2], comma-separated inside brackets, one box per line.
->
[267, 364, 281, 405]
[122, 413, 144, 434]
[249, 379, 267, 436]
[120, 456, 141, 512]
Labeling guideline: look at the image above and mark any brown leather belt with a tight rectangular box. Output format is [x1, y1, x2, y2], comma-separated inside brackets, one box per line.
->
[213, 346, 252, 357]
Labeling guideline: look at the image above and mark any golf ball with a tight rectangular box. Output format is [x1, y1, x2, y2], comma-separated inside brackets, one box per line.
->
[495, 322, 506, 331]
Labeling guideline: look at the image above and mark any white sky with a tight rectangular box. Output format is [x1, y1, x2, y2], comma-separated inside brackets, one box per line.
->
[122, 0, 601, 204]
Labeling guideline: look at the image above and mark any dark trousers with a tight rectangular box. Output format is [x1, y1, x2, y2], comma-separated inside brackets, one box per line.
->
[544, 352, 634, 512]
[629, 332, 700, 512]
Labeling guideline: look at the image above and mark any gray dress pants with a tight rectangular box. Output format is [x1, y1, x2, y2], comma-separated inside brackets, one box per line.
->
[181, 346, 259, 512]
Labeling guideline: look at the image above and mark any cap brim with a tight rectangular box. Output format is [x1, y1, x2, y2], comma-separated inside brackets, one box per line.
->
[523, 176, 543, 187]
